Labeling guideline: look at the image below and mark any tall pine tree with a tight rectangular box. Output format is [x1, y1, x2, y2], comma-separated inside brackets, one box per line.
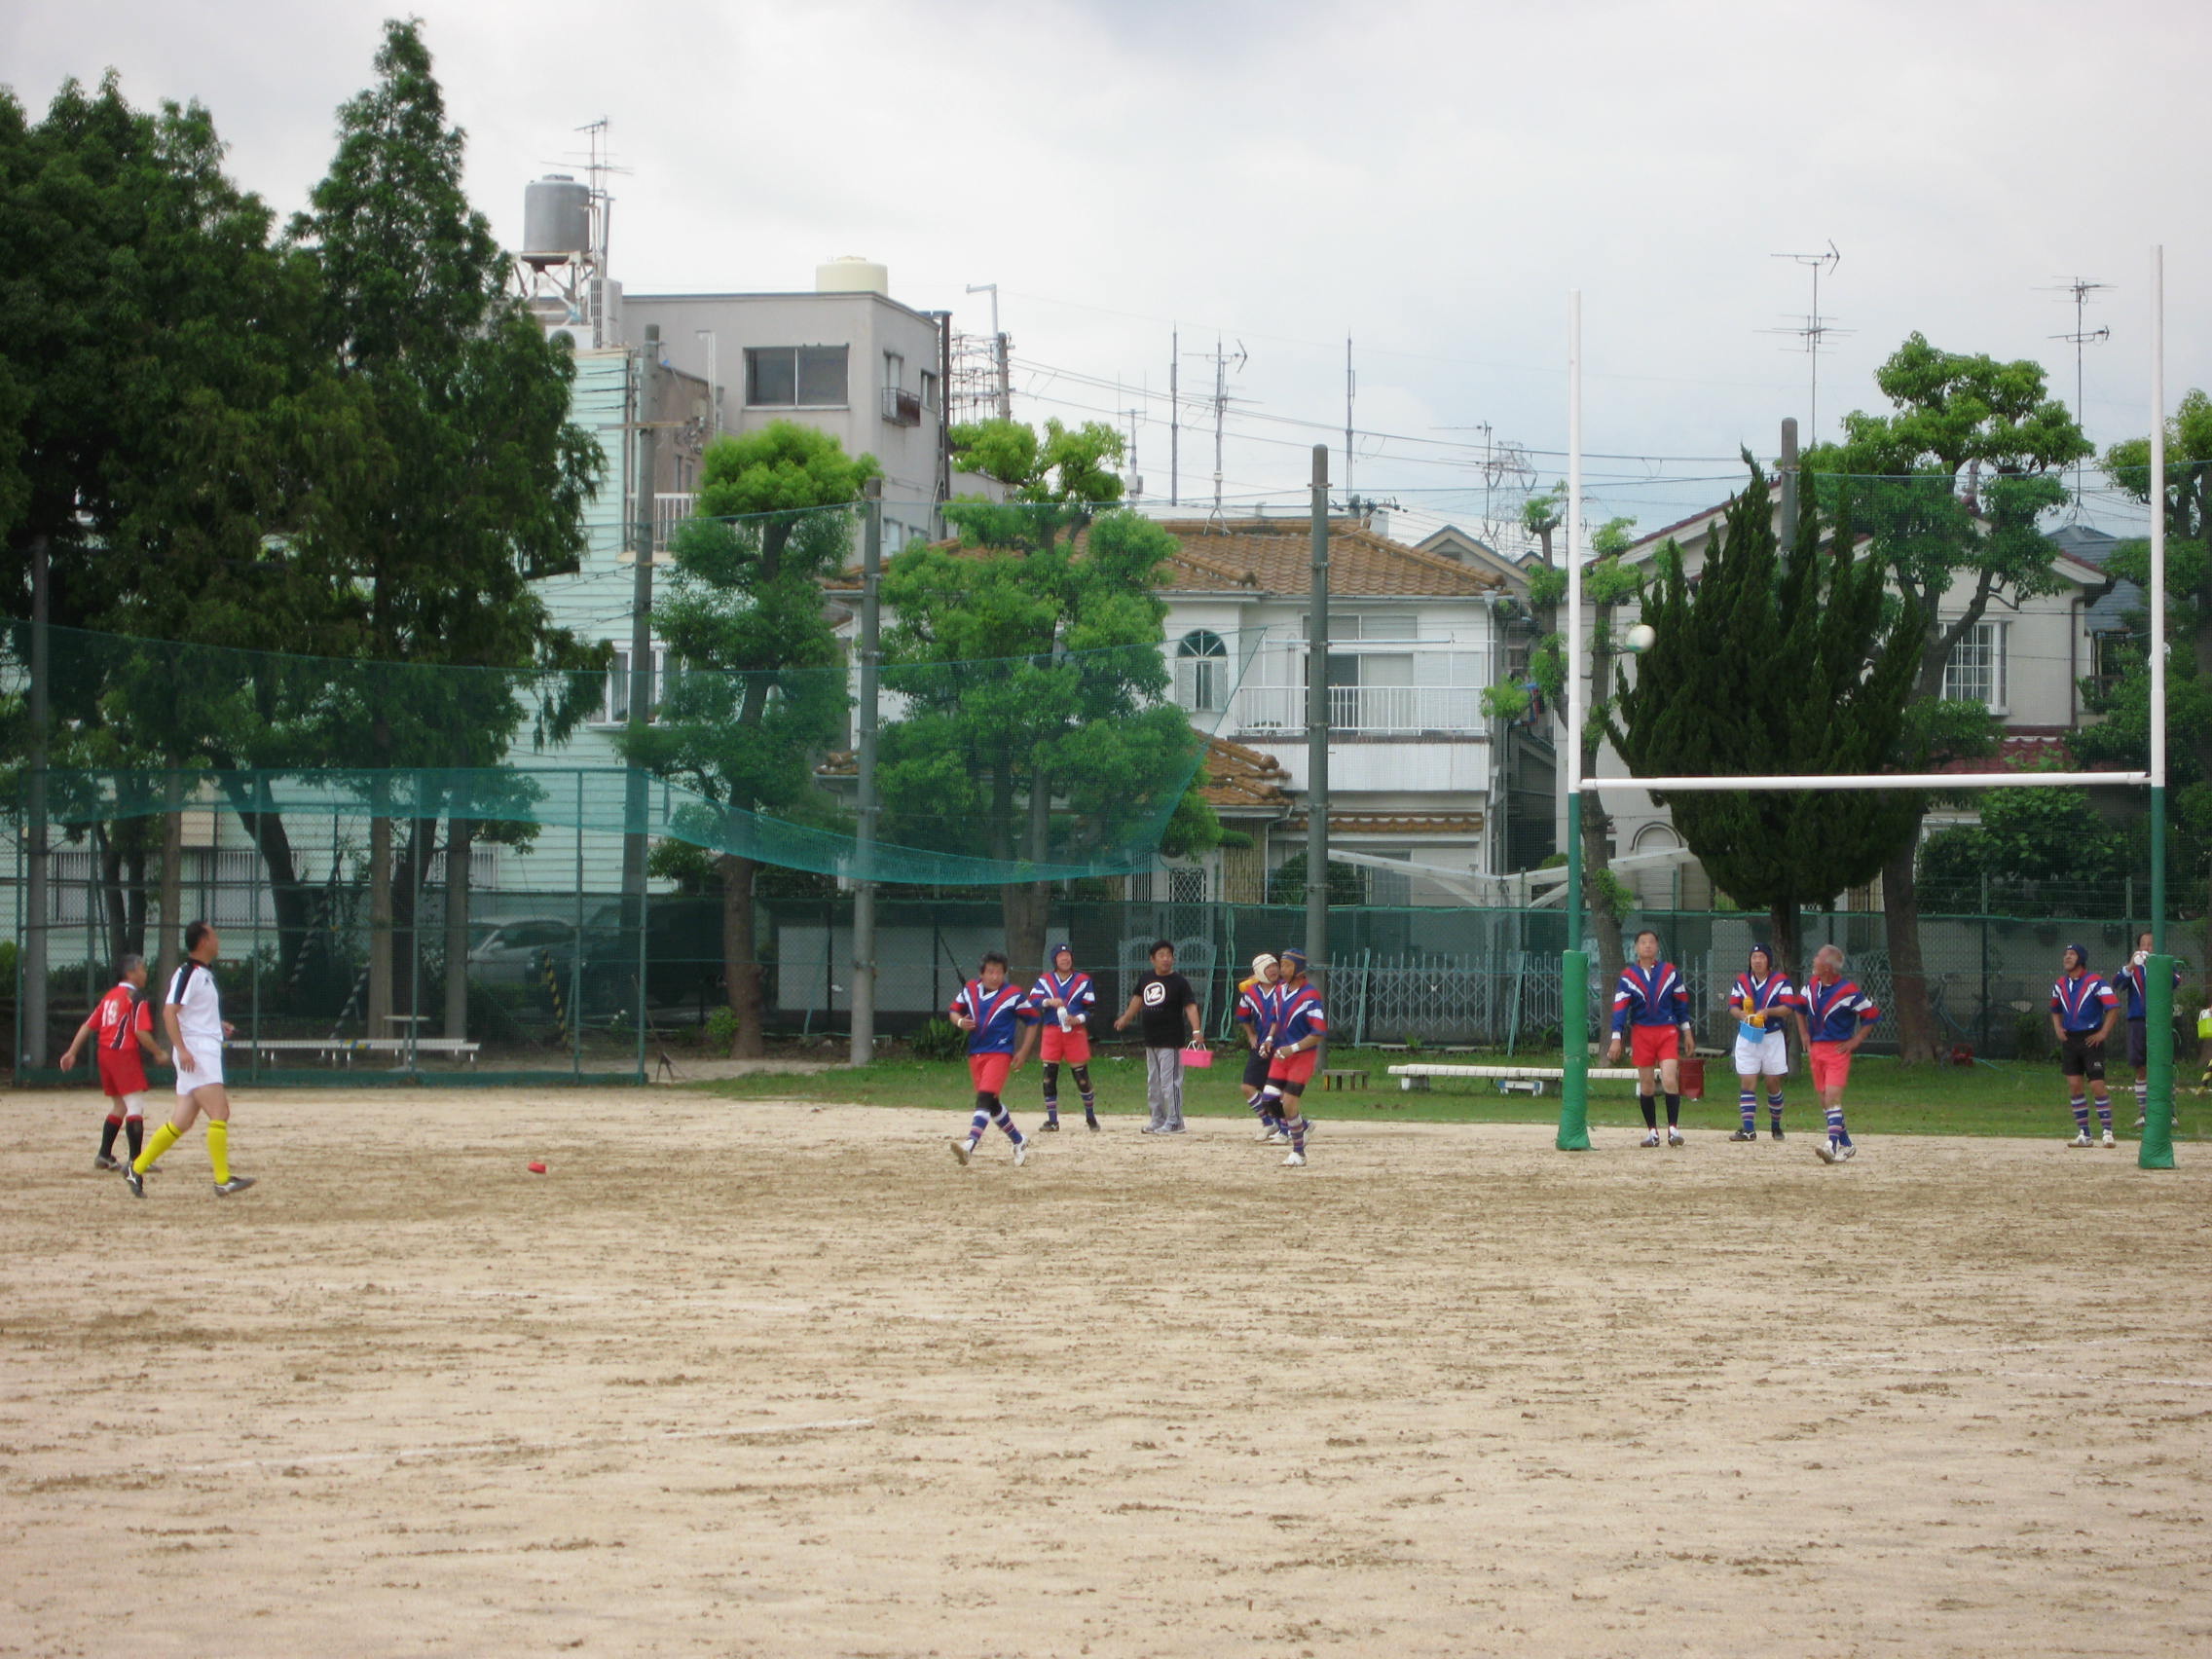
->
[1609, 460, 1925, 974]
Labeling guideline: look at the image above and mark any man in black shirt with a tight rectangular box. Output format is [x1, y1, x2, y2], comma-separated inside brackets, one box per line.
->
[1115, 939, 1202, 1133]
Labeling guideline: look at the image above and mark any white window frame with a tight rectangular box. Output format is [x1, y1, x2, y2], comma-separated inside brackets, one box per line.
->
[1941, 620, 2008, 715]
[1174, 629, 1230, 713]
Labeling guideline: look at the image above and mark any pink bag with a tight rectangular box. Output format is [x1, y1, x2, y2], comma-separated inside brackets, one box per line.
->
[1178, 1046, 1214, 1068]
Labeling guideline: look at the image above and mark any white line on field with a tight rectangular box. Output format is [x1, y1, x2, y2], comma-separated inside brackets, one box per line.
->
[169, 1416, 875, 1474]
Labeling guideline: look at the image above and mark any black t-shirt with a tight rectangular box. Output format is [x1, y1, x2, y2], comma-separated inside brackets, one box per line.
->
[1134, 970, 1198, 1048]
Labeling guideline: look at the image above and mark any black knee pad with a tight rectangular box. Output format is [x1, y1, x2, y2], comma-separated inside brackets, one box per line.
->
[1071, 1064, 1091, 1091]
[1041, 1061, 1060, 1093]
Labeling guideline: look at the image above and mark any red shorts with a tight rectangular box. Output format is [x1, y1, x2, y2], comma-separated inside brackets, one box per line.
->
[1040, 1025, 1090, 1065]
[1809, 1042, 1853, 1093]
[1267, 1049, 1318, 1088]
[1630, 1026, 1680, 1068]
[96, 1051, 149, 1099]
[967, 1053, 1012, 1095]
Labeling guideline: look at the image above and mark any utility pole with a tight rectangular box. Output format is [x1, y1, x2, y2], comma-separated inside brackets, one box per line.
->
[623, 331, 663, 1056]
[1765, 241, 1846, 441]
[850, 478, 884, 1065]
[934, 311, 953, 534]
[1345, 337, 1355, 496]
[2044, 276, 2113, 511]
[1306, 446, 1330, 994]
[1123, 380, 1144, 500]
[1195, 336, 1248, 527]
[967, 282, 1009, 422]
[1778, 417, 1800, 542]
[1169, 329, 1180, 507]
[23, 532, 50, 1069]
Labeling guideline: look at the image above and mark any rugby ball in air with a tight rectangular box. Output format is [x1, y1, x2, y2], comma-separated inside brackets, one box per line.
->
[1624, 623, 1656, 652]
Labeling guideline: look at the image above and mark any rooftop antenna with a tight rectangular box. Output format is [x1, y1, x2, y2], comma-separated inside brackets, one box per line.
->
[2042, 275, 2114, 514]
[1123, 373, 1144, 501]
[1194, 336, 1248, 528]
[1764, 240, 1847, 441]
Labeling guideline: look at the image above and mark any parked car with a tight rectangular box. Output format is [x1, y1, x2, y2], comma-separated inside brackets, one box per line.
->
[578, 897, 725, 1018]
[465, 917, 578, 987]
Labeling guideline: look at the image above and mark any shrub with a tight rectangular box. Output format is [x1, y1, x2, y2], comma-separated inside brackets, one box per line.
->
[908, 1017, 968, 1062]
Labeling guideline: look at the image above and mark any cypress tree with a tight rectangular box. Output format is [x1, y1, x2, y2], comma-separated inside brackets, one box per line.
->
[1609, 460, 1925, 975]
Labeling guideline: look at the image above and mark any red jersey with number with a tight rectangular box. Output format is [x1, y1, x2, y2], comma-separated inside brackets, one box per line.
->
[92, 982, 153, 1095]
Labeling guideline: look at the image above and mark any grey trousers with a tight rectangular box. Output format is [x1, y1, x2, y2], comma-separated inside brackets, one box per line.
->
[1144, 1047, 1186, 1129]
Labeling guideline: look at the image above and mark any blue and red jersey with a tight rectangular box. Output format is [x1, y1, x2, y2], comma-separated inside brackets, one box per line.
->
[1801, 976, 1878, 1044]
[951, 979, 1038, 1055]
[1732, 971, 1797, 1042]
[1026, 970, 1096, 1027]
[1272, 983, 1327, 1049]
[2120, 959, 2182, 1022]
[1235, 977, 1278, 1045]
[1611, 961, 1689, 1036]
[2051, 969, 2120, 1034]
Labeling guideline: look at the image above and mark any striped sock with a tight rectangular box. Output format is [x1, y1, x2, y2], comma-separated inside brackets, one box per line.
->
[2135, 1083, 2149, 1117]
[1825, 1104, 1845, 1144]
[1767, 1089, 1785, 1125]
[1287, 1115, 1309, 1154]
[2095, 1096, 2113, 1132]
[1738, 1088, 1756, 1132]
[2070, 1095, 2090, 1133]
[968, 1105, 989, 1146]
[989, 1102, 1023, 1145]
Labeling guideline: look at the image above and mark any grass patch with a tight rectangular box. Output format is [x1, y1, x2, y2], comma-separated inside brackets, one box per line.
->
[695, 1045, 2212, 1142]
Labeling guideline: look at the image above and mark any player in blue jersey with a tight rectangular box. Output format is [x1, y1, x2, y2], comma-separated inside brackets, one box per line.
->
[1604, 930, 1694, 1147]
[947, 952, 1040, 1166]
[2120, 931, 2182, 1129]
[1234, 954, 1285, 1142]
[1257, 947, 1325, 1166]
[1798, 944, 1877, 1163]
[1726, 942, 1796, 1142]
[2049, 942, 2121, 1149]
[1028, 943, 1100, 1132]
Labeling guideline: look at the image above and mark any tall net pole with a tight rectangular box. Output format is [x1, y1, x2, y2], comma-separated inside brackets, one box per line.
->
[2143, 244, 2177, 1170]
[1558, 293, 1592, 1150]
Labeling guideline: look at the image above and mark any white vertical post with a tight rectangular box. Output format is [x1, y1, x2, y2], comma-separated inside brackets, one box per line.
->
[2150, 246, 2166, 801]
[1567, 293, 1584, 816]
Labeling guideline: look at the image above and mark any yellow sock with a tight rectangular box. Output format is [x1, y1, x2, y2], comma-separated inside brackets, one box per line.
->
[206, 1120, 230, 1185]
[135, 1121, 181, 1175]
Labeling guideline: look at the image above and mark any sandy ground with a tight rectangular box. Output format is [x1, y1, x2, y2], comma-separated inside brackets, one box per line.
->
[2, 1084, 2208, 1659]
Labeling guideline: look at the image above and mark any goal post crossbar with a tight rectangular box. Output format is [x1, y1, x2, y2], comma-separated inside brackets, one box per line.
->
[1581, 770, 2149, 793]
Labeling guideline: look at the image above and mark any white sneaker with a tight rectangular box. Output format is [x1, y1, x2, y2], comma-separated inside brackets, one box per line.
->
[1013, 1140, 1029, 1167]
[1666, 1127, 1685, 1148]
[2134, 1115, 2147, 1129]
[1640, 1130, 1661, 1148]
[1837, 1143, 1856, 1161]
[1816, 1140, 1839, 1164]
[2100, 1129, 2116, 1149]
[2066, 1131, 2093, 1148]
[949, 1138, 974, 1165]
[1282, 1151, 1306, 1167]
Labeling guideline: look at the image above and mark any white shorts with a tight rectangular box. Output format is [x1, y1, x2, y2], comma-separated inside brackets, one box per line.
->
[1732, 1030, 1788, 1077]
[174, 1048, 226, 1095]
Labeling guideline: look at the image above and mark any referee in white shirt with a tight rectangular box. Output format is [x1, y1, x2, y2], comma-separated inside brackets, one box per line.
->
[123, 920, 253, 1198]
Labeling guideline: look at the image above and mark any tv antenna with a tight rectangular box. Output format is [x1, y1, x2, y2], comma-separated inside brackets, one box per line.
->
[2041, 275, 2113, 512]
[1188, 337, 1248, 527]
[1764, 240, 1848, 441]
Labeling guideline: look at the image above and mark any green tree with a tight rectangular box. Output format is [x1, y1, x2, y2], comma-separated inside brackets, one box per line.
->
[1609, 462, 1927, 974]
[1807, 333, 2088, 1060]
[2076, 387, 2212, 943]
[950, 416, 1126, 511]
[1918, 782, 2130, 914]
[288, 18, 603, 1034]
[1526, 513, 1640, 983]
[1265, 849, 1362, 907]
[618, 421, 873, 1056]
[879, 508, 1220, 977]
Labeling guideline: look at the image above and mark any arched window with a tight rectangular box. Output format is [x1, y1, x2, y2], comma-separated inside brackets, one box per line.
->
[1175, 629, 1229, 713]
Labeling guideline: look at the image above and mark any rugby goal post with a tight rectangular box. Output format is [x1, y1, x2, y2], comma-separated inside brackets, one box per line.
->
[1555, 257, 2177, 1169]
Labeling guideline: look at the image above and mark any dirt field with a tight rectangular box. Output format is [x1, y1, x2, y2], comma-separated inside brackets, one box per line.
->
[3, 1084, 2208, 1658]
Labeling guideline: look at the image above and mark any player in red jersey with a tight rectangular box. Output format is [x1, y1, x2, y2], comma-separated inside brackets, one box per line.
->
[58, 954, 169, 1171]
[1256, 947, 1325, 1167]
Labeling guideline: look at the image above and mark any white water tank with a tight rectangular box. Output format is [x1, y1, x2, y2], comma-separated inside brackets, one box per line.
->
[816, 255, 889, 295]
[523, 175, 592, 266]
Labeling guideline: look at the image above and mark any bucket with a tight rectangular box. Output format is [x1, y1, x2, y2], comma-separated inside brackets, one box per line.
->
[1179, 1047, 1214, 1068]
[1678, 1055, 1705, 1099]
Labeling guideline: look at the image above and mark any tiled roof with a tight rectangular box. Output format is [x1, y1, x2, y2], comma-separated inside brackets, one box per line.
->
[1197, 735, 1292, 816]
[2049, 524, 2138, 635]
[1936, 729, 2077, 774]
[1281, 811, 1486, 835]
[1091, 518, 1506, 599]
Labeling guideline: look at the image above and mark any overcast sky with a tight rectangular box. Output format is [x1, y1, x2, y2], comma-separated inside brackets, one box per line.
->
[7, 0, 2205, 541]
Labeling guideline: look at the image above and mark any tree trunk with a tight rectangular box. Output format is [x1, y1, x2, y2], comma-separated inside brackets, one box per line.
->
[444, 818, 472, 1040]
[96, 823, 127, 972]
[717, 852, 764, 1057]
[125, 842, 147, 960]
[1002, 883, 1051, 989]
[1883, 843, 1940, 1064]
[1767, 902, 1801, 984]
[225, 797, 311, 985]
[156, 770, 186, 991]
[367, 814, 392, 1032]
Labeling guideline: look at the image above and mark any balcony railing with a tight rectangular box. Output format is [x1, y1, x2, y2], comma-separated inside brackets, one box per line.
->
[881, 386, 923, 426]
[653, 492, 695, 552]
[1225, 682, 1487, 736]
